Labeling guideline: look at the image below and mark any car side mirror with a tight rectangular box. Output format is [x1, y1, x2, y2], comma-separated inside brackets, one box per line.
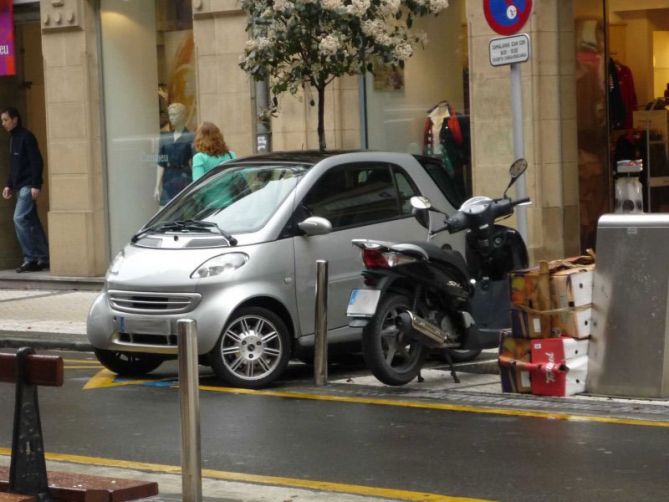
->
[298, 216, 332, 236]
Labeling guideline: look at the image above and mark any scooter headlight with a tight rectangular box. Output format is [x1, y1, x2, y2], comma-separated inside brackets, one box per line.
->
[191, 253, 249, 279]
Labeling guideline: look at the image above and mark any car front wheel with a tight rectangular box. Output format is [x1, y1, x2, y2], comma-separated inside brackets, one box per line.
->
[210, 307, 291, 389]
[94, 348, 164, 376]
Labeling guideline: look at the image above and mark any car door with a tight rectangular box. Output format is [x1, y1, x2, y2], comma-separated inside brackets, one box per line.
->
[292, 161, 426, 337]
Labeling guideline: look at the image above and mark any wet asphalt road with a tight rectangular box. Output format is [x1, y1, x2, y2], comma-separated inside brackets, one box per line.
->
[1, 351, 668, 501]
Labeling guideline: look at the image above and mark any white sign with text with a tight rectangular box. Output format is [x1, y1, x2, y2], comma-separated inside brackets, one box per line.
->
[489, 33, 530, 67]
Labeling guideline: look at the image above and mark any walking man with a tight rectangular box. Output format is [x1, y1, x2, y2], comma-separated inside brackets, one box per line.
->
[1, 107, 49, 272]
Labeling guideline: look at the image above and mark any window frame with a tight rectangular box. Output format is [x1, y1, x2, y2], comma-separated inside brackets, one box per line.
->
[299, 161, 420, 232]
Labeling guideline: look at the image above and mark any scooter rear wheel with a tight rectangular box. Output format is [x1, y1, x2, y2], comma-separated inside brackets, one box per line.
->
[362, 293, 428, 386]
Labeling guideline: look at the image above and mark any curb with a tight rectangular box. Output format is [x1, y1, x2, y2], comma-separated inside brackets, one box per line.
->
[0, 332, 92, 352]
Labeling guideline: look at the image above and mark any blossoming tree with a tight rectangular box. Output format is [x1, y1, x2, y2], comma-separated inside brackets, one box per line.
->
[239, 0, 449, 151]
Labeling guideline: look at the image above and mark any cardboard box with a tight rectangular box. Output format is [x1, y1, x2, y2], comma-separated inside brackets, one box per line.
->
[530, 338, 589, 396]
[498, 331, 533, 393]
[510, 257, 595, 339]
[510, 264, 552, 339]
[550, 266, 594, 339]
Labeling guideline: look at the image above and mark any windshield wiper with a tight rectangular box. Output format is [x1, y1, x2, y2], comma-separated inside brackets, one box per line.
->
[131, 219, 237, 246]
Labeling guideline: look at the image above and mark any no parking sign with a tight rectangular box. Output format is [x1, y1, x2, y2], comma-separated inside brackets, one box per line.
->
[483, 0, 532, 36]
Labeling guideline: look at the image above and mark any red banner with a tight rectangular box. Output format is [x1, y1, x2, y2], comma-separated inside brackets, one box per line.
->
[0, 0, 15, 76]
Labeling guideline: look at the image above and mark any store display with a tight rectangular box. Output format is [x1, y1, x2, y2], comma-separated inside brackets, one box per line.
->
[423, 100, 470, 203]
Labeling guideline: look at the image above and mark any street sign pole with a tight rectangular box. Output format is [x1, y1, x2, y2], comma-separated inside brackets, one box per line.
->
[510, 62, 528, 243]
[484, 0, 533, 244]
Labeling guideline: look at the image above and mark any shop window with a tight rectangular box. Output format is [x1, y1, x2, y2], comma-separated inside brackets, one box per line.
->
[364, 0, 471, 201]
[100, 0, 196, 256]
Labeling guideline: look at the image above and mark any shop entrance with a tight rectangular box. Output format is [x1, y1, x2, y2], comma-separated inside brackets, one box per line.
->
[575, 0, 669, 252]
[0, 3, 47, 270]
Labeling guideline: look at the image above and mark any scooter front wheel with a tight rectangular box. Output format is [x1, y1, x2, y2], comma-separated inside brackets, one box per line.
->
[361, 293, 428, 386]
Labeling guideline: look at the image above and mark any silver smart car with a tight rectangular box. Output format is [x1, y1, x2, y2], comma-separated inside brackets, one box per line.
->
[87, 151, 465, 388]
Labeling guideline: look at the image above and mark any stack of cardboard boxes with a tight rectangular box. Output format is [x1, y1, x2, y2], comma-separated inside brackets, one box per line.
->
[498, 256, 594, 396]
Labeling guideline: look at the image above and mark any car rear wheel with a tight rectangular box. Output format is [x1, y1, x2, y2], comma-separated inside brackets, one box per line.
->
[210, 307, 291, 389]
[94, 348, 164, 376]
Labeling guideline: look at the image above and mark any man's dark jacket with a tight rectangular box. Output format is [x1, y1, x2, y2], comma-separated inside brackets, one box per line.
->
[6, 126, 43, 190]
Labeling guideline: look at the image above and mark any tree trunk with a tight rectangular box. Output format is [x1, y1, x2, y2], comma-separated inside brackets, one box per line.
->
[317, 84, 326, 151]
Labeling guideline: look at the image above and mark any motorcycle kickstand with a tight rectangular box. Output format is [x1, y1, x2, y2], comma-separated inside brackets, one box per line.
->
[442, 350, 460, 384]
[416, 370, 424, 383]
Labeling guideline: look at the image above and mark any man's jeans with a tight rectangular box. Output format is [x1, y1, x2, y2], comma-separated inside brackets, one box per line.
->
[14, 185, 49, 263]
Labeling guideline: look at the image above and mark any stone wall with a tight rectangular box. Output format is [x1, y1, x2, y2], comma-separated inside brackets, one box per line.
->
[41, 0, 107, 276]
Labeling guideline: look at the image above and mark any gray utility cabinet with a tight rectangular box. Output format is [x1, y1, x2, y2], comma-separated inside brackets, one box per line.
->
[587, 214, 669, 398]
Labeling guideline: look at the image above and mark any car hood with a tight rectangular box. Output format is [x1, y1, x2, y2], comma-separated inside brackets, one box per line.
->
[105, 243, 239, 292]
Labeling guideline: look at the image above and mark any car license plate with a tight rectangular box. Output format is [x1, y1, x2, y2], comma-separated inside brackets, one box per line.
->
[347, 289, 381, 317]
[116, 316, 171, 336]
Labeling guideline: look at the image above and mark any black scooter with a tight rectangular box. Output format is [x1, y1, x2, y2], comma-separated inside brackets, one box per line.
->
[347, 159, 530, 385]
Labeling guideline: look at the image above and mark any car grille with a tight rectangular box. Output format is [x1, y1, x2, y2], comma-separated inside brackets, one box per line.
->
[118, 333, 178, 346]
[108, 290, 201, 314]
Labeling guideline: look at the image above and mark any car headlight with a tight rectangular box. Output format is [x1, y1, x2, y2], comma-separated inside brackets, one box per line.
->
[191, 253, 249, 279]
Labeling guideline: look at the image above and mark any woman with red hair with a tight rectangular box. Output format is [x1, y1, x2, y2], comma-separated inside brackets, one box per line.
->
[192, 122, 236, 180]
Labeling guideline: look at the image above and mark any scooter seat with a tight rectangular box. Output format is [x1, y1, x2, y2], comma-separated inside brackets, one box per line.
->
[403, 241, 469, 280]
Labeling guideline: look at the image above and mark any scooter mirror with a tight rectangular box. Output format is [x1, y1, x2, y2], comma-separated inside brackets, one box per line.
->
[412, 206, 430, 229]
[509, 158, 528, 179]
[503, 158, 528, 198]
[410, 196, 432, 210]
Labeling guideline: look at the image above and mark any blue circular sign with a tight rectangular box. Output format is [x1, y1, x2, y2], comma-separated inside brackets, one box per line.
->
[483, 0, 532, 36]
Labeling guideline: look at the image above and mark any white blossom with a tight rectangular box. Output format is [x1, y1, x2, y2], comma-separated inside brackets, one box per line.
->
[321, 0, 344, 12]
[319, 34, 341, 55]
[379, 0, 401, 17]
[273, 0, 293, 12]
[346, 0, 370, 17]
[428, 0, 449, 14]
[393, 42, 413, 60]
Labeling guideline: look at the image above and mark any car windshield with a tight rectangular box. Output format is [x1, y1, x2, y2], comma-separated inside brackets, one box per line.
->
[149, 163, 307, 234]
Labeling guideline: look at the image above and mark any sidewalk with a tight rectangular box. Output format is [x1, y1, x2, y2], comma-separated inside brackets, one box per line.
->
[0, 268, 102, 350]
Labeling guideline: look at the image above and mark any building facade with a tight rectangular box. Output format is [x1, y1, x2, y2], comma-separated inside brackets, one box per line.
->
[0, 0, 664, 276]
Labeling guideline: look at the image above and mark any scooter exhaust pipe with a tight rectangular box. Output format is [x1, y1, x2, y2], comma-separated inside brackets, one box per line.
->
[396, 310, 457, 349]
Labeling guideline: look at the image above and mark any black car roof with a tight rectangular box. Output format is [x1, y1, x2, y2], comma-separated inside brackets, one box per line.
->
[231, 150, 363, 166]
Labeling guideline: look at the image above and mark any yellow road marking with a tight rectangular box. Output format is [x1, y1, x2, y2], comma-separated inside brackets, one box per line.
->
[83, 369, 174, 389]
[83, 373, 669, 429]
[196, 385, 669, 429]
[0, 448, 490, 501]
[63, 358, 99, 364]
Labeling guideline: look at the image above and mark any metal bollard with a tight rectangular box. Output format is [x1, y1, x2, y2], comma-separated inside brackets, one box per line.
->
[177, 319, 202, 502]
[314, 260, 328, 386]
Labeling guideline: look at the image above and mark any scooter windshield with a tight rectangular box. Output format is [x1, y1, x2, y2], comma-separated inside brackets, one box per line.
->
[459, 196, 492, 215]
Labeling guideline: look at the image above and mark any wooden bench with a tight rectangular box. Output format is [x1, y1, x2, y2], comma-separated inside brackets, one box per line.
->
[1, 349, 158, 501]
[0, 492, 34, 502]
[0, 467, 158, 502]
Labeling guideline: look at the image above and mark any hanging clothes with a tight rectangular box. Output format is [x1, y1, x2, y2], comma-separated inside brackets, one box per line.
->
[614, 61, 638, 130]
[423, 101, 469, 202]
[608, 58, 626, 130]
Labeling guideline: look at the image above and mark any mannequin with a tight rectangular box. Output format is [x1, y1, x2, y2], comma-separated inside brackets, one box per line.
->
[423, 101, 452, 157]
[427, 102, 450, 156]
[154, 102, 194, 206]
